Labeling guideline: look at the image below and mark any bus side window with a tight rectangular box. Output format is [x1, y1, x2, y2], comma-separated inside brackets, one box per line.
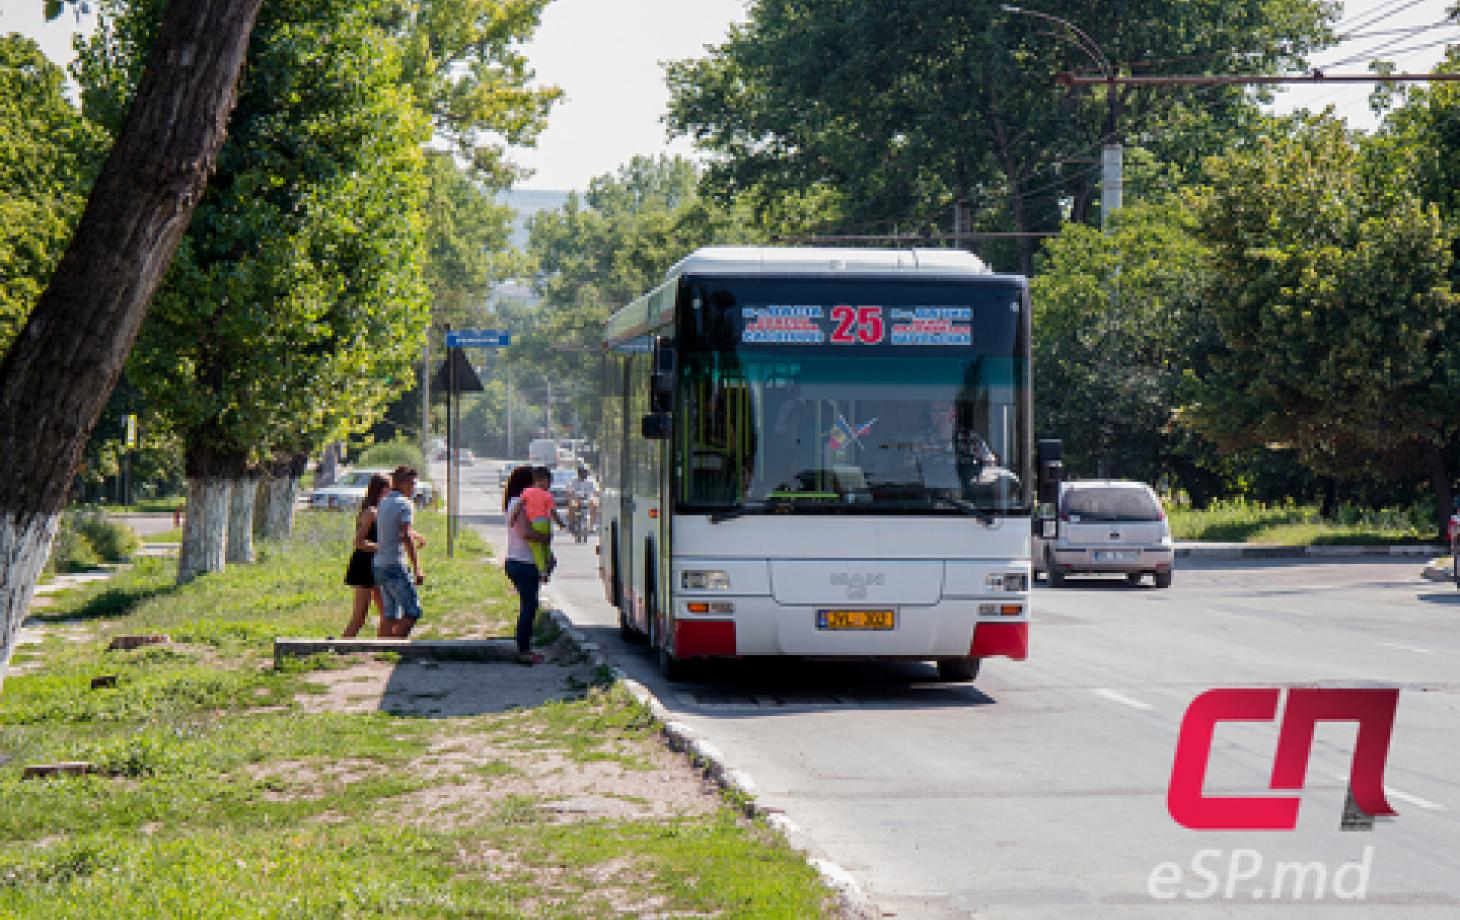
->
[689, 376, 753, 503]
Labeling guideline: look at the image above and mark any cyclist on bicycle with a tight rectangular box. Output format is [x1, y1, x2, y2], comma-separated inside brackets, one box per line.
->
[568, 466, 598, 540]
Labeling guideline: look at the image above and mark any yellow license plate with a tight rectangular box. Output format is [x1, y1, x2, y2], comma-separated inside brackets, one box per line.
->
[816, 609, 895, 631]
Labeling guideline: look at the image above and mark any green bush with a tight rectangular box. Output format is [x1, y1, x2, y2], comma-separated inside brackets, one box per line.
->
[44, 522, 101, 574]
[73, 510, 141, 562]
[43, 510, 141, 575]
[354, 438, 425, 473]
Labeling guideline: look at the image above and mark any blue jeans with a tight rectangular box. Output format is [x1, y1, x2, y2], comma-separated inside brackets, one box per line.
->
[504, 560, 540, 653]
[373, 562, 422, 621]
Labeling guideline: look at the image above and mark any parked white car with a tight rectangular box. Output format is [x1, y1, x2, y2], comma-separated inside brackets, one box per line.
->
[309, 468, 434, 510]
[1034, 480, 1174, 588]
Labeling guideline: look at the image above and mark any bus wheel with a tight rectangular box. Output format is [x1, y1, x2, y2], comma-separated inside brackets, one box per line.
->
[619, 607, 641, 642]
[936, 657, 980, 682]
[646, 575, 686, 681]
[653, 618, 687, 682]
[1046, 550, 1066, 588]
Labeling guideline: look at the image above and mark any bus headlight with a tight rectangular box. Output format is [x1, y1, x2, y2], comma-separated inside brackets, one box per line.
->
[984, 573, 1028, 593]
[682, 570, 730, 590]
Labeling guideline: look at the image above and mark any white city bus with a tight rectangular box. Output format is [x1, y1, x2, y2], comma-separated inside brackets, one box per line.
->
[598, 247, 1049, 681]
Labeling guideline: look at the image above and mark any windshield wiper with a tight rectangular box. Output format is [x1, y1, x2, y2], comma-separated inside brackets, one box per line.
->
[708, 501, 769, 524]
[942, 498, 997, 526]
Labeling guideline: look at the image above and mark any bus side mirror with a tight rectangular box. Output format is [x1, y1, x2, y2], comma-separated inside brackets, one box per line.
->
[650, 336, 676, 413]
[1036, 439, 1063, 534]
[641, 413, 672, 440]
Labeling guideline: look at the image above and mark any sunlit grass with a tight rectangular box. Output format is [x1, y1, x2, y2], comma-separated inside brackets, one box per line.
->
[1166, 498, 1436, 545]
[1, 510, 835, 919]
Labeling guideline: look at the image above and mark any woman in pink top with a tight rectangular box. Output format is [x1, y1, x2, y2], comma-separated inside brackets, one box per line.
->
[503, 466, 551, 664]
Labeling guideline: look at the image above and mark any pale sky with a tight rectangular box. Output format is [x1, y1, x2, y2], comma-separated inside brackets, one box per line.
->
[4, 0, 1457, 192]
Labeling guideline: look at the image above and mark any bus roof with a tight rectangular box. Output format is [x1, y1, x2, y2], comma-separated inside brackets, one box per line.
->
[604, 246, 1002, 346]
[665, 246, 992, 278]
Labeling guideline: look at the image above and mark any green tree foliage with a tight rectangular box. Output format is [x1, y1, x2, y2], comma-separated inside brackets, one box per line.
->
[1031, 199, 1208, 485]
[515, 155, 763, 443]
[665, 0, 1333, 272]
[1189, 117, 1460, 528]
[424, 152, 517, 334]
[390, 0, 561, 184]
[79, 0, 432, 472]
[1375, 46, 1460, 270]
[0, 35, 106, 355]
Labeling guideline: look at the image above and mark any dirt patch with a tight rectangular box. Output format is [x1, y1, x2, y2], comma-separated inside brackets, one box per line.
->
[296, 639, 595, 717]
[247, 757, 387, 801]
[384, 746, 718, 829]
[292, 650, 723, 830]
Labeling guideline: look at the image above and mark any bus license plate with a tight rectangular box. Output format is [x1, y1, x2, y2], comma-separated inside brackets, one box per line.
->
[817, 609, 895, 631]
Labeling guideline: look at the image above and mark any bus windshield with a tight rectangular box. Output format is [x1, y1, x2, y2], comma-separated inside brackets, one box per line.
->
[674, 276, 1029, 516]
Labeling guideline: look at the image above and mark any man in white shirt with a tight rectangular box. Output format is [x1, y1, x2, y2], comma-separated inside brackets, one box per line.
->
[372, 465, 426, 637]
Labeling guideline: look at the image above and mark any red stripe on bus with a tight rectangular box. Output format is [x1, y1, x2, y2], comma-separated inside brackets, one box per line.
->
[675, 620, 736, 658]
[970, 622, 1028, 660]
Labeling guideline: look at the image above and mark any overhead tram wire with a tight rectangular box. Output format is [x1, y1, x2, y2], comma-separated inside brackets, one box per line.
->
[1338, 0, 1433, 35]
[1282, 20, 1460, 116]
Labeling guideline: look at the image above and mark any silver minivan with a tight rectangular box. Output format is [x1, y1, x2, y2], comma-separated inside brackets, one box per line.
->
[1034, 480, 1174, 588]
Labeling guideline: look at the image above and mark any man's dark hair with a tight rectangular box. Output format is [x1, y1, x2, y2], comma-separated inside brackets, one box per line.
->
[531, 465, 552, 480]
[391, 465, 418, 488]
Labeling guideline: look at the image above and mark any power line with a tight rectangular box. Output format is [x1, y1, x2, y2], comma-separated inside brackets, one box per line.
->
[1057, 71, 1460, 86]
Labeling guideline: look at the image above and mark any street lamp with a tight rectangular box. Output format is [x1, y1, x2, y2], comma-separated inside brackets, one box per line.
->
[1001, 4, 1122, 229]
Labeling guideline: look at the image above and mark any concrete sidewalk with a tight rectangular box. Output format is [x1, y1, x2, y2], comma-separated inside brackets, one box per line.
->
[1175, 541, 1444, 559]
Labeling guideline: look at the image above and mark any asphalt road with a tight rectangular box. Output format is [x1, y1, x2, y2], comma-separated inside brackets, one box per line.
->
[450, 460, 1459, 919]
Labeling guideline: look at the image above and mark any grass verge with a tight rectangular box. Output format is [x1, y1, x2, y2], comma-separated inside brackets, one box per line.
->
[2, 511, 834, 919]
[1167, 499, 1437, 545]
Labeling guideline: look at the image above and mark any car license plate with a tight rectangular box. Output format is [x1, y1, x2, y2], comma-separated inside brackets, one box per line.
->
[1094, 550, 1136, 561]
[817, 609, 895, 631]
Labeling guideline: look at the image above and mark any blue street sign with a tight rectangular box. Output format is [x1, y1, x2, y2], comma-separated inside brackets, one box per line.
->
[445, 329, 510, 348]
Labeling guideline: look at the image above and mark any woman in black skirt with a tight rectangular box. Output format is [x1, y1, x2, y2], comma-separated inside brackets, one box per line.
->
[341, 473, 391, 638]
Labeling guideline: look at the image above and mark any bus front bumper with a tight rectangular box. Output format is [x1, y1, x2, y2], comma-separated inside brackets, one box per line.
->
[672, 599, 1028, 660]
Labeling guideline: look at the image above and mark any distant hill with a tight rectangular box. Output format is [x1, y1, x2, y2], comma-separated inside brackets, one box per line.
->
[497, 188, 573, 250]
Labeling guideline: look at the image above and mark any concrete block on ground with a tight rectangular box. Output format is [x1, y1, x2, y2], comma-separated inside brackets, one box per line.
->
[107, 635, 170, 651]
[272, 637, 520, 668]
[23, 762, 96, 779]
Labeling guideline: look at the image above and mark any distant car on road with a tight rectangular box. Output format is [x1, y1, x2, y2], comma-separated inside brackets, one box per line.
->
[310, 468, 434, 510]
[452, 449, 476, 466]
[1034, 480, 1174, 588]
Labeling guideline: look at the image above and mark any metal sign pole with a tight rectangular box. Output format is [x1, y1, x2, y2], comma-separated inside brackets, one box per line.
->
[447, 330, 457, 559]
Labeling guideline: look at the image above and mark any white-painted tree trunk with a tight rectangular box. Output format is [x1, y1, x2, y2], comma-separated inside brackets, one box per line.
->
[226, 476, 259, 564]
[0, 511, 59, 693]
[178, 477, 230, 584]
[254, 475, 298, 540]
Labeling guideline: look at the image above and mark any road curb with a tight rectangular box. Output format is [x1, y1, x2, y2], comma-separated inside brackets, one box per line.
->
[1175, 542, 1446, 559]
[544, 606, 879, 920]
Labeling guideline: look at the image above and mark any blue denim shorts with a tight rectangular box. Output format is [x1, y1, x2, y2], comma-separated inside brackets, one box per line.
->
[373, 562, 422, 620]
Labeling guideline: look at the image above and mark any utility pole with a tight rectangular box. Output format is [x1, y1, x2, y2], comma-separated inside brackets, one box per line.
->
[1001, 5, 1122, 230]
[506, 362, 514, 460]
[420, 333, 430, 460]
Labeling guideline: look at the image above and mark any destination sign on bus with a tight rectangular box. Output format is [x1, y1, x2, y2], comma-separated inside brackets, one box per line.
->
[740, 304, 972, 347]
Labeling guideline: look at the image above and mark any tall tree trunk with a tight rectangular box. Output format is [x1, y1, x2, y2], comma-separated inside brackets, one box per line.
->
[1424, 441, 1453, 542]
[0, 0, 263, 691]
[255, 452, 308, 541]
[178, 447, 246, 583]
[226, 472, 260, 564]
[178, 477, 231, 583]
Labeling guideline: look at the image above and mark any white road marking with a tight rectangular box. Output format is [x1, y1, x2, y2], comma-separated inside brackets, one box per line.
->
[1378, 641, 1434, 656]
[1328, 773, 1447, 811]
[1092, 688, 1154, 711]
